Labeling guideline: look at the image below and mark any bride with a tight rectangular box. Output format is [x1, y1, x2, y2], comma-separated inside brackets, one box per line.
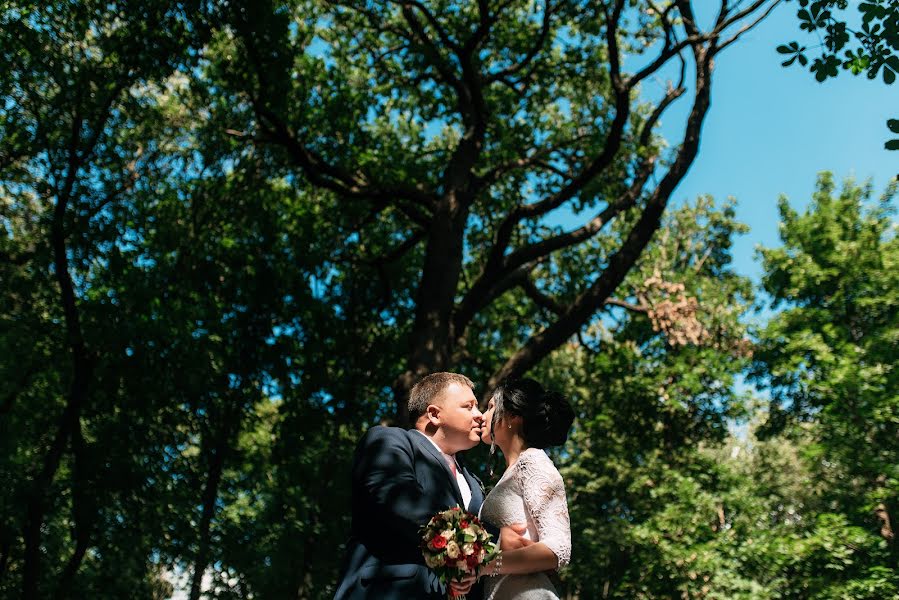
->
[478, 379, 574, 600]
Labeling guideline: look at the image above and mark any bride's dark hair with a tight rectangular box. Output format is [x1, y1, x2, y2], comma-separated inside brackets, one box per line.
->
[490, 378, 574, 449]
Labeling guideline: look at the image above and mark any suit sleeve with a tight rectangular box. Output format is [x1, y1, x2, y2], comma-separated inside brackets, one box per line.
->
[353, 427, 434, 549]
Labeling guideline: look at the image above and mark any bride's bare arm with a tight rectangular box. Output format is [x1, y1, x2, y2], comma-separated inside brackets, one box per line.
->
[485, 542, 559, 575]
[499, 523, 534, 550]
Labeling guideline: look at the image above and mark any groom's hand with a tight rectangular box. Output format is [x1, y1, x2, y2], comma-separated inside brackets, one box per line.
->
[500, 523, 534, 550]
[449, 574, 476, 597]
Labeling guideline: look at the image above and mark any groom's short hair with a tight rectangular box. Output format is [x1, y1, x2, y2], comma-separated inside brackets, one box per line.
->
[408, 372, 475, 424]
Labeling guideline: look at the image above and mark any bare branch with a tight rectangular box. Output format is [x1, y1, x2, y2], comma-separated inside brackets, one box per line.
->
[715, 0, 731, 30]
[605, 297, 649, 313]
[717, 0, 782, 53]
[638, 83, 687, 148]
[491, 4, 630, 225]
[675, 0, 702, 38]
[476, 132, 593, 189]
[716, 0, 777, 33]
[455, 198, 629, 341]
[628, 33, 710, 87]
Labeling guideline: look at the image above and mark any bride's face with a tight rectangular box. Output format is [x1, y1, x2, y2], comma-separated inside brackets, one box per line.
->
[480, 397, 512, 446]
[480, 398, 496, 444]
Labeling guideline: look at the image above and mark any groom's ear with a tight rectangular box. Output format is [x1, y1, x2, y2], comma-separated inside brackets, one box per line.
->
[425, 403, 442, 426]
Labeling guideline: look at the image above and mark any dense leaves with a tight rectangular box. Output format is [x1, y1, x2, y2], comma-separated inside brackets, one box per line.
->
[750, 173, 899, 595]
[2, 0, 895, 597]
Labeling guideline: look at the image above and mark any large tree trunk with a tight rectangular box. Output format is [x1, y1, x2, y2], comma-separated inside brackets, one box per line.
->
[394, 204, 470, 422]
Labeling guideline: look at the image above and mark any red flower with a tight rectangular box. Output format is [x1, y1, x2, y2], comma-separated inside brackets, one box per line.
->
[460, 520, 469, 528]
[430, 535, 447, 550]
[465, 554, 480, 569]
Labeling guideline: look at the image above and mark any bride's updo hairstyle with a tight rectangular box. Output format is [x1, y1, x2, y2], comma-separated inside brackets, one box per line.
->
[491, 378, 574, 448]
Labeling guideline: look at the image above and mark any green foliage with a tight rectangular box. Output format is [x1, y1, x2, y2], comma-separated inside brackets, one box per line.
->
[751, 172, 899, 597]
[4, 0, 894, 597]
[528, 198, 758, 598]
[780, 0, 899, 83]
[779, 0, 899, 149]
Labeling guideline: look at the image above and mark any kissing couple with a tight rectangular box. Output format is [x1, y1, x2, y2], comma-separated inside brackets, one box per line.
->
[334, 371, 574, 600]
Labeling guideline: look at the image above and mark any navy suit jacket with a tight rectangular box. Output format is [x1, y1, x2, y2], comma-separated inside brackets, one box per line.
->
[334, 426, 485, 600]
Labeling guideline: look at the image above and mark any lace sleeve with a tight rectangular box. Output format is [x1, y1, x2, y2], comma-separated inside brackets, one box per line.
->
[516, 449, 571, 568]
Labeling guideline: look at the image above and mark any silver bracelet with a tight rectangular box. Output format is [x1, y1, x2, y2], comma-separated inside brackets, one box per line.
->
[491, 553, 503, 577]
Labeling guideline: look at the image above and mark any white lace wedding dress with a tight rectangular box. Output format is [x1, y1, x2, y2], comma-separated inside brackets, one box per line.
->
[478, 448, 571, 600]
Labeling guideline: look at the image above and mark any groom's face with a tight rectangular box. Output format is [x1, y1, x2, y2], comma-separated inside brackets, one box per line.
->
[434, 383, 484, 453]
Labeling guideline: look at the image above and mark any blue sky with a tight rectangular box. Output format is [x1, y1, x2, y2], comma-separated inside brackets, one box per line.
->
[655, 3, 896, 288]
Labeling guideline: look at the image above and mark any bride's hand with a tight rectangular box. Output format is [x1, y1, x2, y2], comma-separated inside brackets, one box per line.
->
[449, 574, 476, 596]
[499, 523, 534, 550]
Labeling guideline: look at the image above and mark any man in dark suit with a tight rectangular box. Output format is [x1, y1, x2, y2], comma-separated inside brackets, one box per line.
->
[334, 372, 487, 599]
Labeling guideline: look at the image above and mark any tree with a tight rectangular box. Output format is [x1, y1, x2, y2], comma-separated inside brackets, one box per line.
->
[778, 0, 899, 149]
[0, 2, 214, 597]
[0, 1, 799, 597]
[538, 197, 756, 597]
[215, 0, 782, 420]
[752, 172, 899, 588]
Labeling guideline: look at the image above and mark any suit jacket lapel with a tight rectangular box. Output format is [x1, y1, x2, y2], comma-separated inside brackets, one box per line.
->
[407, 429, 466, 508]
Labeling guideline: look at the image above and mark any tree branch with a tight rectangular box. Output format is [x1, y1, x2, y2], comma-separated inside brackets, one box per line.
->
[483, 4, 631, 232]
[234, 20, 438, 224]
[485, 22, 718, 391]
[400, 4, 466, 98]
[521, 277, 564, 315]
[716, 0, 782, 53]
[392, 0, 460, 53]
[254, 105, 435, 225]
[487, 1, 555, 83]
[605, 297, 649, 313]
[456, 74, 683, 342]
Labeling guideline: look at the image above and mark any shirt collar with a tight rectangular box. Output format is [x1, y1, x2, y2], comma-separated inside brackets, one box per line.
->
[413, 429, 456, 460]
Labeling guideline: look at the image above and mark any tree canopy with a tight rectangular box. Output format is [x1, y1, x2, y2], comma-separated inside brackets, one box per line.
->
[2, 0, 896, 598]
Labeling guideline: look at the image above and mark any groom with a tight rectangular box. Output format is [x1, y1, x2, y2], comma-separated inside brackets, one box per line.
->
[334, 372, 487, 599]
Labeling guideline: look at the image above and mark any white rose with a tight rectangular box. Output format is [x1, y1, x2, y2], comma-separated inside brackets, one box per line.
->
[425, 553, 444, 569]
[462, 543, 475, 556]
[445, 540, 460, 559]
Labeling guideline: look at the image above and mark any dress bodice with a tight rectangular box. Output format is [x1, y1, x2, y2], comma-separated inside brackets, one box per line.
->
[480, 448, 571, 567]
[478, 448, 571, 600]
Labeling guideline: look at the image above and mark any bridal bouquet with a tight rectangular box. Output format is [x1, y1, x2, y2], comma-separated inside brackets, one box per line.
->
[421, 506, 499, 599]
